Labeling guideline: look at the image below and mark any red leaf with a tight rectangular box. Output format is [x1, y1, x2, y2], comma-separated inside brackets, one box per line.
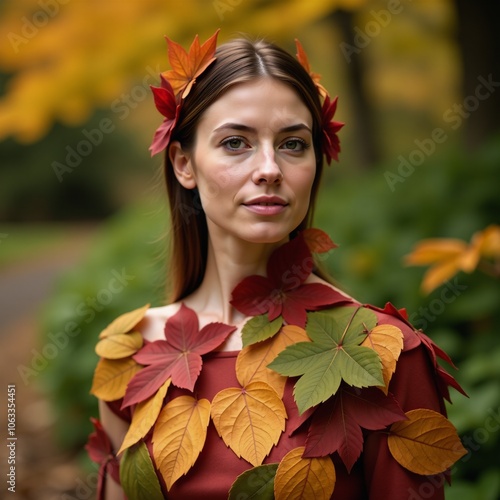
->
[149, 75, 181, 156]
[123, 304, 235, 407]
[303, 385, 406, 472]
[302, 228, 338, 254]
[321, 95, 344, 164]
[85, 418, 120, 499]
[231, 233, 341, 328]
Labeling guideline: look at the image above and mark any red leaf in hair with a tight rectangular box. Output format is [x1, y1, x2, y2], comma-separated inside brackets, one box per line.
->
[321, 95, 344, 164]
[149, 75, 180, 156]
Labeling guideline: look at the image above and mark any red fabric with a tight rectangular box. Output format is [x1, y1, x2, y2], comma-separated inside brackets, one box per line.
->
[107, 318, 449, 499]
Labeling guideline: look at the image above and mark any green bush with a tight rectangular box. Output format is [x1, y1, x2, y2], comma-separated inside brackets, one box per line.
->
[41, 134, 500, 496]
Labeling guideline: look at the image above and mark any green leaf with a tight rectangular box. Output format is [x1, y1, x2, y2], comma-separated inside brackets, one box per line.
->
[242, 314, 283, 347]
[120, 441, 164, 500]
[228, 464, 278, 499]
[268, 307, 383, 414]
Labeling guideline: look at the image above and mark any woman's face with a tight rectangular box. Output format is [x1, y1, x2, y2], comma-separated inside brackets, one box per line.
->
[175, 78, 316, 245]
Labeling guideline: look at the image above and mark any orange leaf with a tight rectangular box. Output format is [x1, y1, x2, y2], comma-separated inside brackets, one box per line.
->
[152, 396, 211, 490]
[99, 304, 150, 339]
[388, 408, 467, 475]
[472, 224, 500, 259]
[95, 331, 143, 359]
[361, 324, 403, 394]
[163, 29, 220, 99]
[118, 378, 171, 454]
[236, 325, 310, 397]
[211, 381, 287, 466]
[90, 357, 142, 401]
[294, 39, 328, 100]
[301, 228, 338, 254]
[274, 446, 336, 500]
[404, 239, 468, 265]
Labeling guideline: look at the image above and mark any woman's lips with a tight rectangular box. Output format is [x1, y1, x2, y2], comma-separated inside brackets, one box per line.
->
[242, 196, 288, 215]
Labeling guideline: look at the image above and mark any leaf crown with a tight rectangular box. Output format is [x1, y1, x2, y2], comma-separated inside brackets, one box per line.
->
[149, 29, 344, 164]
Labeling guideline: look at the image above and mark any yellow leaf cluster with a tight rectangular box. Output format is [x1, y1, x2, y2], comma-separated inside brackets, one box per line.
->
[274, 447, 336, 500]
[404, 225, 500, 294]
[152, 395, 211, 490]
[361, 324, 403, 394]
[388, 409, 467, 475]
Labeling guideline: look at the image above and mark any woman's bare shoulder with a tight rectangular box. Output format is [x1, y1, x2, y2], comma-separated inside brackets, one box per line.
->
[137, 302, 182, 342]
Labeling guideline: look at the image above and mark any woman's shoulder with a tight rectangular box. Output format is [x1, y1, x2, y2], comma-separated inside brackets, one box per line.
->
[139, 302, 182, 342]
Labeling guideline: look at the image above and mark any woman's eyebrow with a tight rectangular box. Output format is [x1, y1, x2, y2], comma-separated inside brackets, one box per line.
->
[213, 123, 312, 133]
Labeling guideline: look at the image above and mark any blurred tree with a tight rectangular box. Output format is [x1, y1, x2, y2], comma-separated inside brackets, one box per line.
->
[454, 0, 500, 148]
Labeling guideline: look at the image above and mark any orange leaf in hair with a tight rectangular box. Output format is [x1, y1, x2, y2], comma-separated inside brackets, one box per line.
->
[295, 39, 328, 99]
[163, 29, 220, 99]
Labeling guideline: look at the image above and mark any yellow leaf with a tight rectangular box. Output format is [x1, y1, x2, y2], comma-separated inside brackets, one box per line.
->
[404, 239, 468, 265]
[388, 409, 467, 475]
[274, 446, 336, 500]
[211, 381, 287, 466]
[95, 331, 143, 359]
[152, 396, 211, 490]
[361, 324, 403, 394]
[99, 304, 150, 339]
[118, 378, 171, 455]
[236, 325, 310, 397]
[90, 357, 142, 401]
[472, 224, 500, 259]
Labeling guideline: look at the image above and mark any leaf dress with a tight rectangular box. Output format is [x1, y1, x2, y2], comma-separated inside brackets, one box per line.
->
[86, 230, 466, 500]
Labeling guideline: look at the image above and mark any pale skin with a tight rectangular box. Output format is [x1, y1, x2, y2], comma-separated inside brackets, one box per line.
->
[100, 78, 350, 498]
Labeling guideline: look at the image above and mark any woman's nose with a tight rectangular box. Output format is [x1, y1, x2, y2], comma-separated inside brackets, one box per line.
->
[252, 147, 283, 184]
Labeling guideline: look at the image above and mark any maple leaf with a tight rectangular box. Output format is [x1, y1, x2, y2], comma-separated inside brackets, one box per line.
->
[241, 314, 283, 347]
[85, 417, 120, 500]
[274, 447, 336, 500]
[361, 324, 404, 393]
[118, 378, 171, 454]
[90, 357, 142, 402]
[152, 395, 211, 490]
[269, 306, 382, 414]
[303, 385, 406, 472]
[388, 408, 467, 475]
[149, 75, 181, 156]
[230, 234, 342, 328]
[294, 39, 328, 100]
[162, 29, 220, 99]
[120, 441, 164, 500]
[236, 325, 311, 397]
[122, 304, 235, 408]
[321, 95, 344, 164]
[211, 381, 287, 467]
[95, 331, 143, 360]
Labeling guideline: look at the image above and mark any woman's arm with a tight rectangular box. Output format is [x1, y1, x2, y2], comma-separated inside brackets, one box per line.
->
[98, 399, 129, 500]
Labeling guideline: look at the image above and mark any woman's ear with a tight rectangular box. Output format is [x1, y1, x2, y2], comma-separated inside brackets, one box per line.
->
[169, 141, 197, 189]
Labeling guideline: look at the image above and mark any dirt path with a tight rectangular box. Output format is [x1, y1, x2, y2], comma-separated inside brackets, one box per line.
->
[0, 224, 98, 499]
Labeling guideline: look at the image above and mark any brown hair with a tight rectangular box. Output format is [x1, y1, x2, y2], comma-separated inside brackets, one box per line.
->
[164, 37, 325, 302]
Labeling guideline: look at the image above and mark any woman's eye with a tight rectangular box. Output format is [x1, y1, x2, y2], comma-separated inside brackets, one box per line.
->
[222, 137, 247, 151]
[281, 138, 308, 152]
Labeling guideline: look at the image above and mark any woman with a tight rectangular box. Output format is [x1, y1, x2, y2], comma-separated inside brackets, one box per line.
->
[86, 31, 466, 499]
